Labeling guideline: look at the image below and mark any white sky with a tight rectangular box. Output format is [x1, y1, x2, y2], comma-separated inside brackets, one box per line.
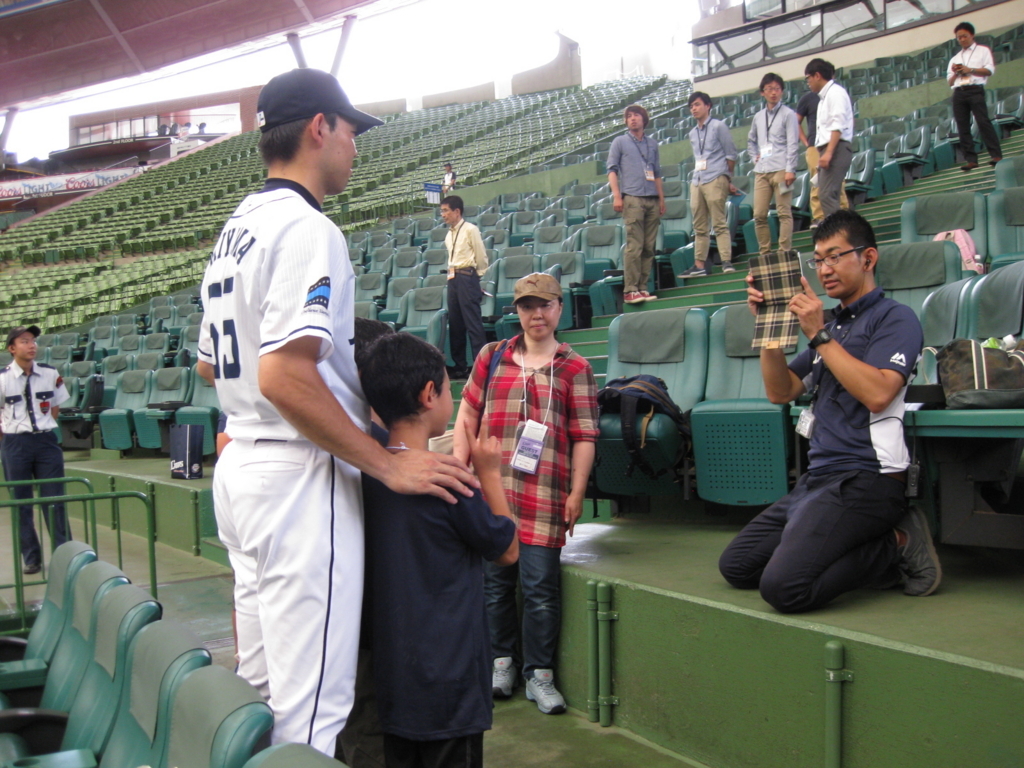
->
[4, 0, 698, 163]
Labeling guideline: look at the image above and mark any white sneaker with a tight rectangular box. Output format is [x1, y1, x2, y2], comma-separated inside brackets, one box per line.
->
[492, 657, 517, 698]
[525, 669, 566, 714]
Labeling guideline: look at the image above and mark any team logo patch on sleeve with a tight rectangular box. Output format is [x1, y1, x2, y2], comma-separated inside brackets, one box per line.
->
[304, 277, 331, 309]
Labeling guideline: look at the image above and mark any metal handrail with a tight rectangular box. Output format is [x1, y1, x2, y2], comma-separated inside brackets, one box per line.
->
[2, 489, 158, 635]
[0, 476, 99, 548]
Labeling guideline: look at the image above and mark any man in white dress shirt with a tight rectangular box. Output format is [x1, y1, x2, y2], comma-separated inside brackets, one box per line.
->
[804, 58, 854, 219]
[947, 21, 1002, 171]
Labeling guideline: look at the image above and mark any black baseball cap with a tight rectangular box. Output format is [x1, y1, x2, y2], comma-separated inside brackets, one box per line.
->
[5, 325, 41, 348]
[256, 68, 383, 135]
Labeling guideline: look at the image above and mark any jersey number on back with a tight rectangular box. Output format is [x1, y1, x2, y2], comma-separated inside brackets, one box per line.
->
[209, 320, 241, 379]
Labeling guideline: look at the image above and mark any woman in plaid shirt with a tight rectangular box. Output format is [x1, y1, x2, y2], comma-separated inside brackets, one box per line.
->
[453, 272, 599, 716]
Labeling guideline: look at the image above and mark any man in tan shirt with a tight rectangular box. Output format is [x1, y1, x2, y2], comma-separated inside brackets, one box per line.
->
[441, 195, 489, 379]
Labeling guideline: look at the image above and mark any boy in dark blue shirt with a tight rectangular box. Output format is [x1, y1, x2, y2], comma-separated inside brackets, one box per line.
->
[360, 333, 517, 768]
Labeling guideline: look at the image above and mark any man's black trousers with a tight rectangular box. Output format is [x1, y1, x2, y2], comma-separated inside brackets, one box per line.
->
[952, 84, 1002, 164]
[447, 271, 486, 369]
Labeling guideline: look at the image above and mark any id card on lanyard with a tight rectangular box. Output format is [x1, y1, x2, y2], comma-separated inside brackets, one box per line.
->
[632, 136, 656, 182]
[694, 120, 711, 172]
[511, 348, 557, 475]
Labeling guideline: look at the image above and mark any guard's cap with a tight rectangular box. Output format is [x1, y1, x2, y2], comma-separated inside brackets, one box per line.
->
[5, 325, 41, 348]
[513, 273, 563, 304]
[256, 68, 383, 135]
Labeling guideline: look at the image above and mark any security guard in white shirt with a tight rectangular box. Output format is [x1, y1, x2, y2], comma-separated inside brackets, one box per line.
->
[0, 326, 71, 574]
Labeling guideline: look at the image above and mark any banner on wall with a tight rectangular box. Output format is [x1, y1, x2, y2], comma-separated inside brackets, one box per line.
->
[0, 166, 146, 200]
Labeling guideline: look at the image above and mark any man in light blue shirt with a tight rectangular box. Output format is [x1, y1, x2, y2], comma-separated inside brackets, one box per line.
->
[607, 105, 665, 305]
[747, 73, 800, 256]
[679, 92, 738, 279]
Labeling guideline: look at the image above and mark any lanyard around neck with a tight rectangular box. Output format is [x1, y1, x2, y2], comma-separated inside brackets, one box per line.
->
[519, 345, 558, 427]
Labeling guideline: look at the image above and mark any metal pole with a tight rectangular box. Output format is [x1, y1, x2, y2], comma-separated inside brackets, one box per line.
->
[110, 476, 122, 570]
[286, 32, 308, 69]
[597, 581, 618, 727]
[824, 640, 853, 768]
[587, 579, 599, 722]
[330, 15, 358, 78]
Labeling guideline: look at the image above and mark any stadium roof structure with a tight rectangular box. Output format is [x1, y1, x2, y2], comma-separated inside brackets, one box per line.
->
[0, 0, 375, 109]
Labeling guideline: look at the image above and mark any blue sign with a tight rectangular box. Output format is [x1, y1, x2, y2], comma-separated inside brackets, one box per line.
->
[423, 183, 442, 205]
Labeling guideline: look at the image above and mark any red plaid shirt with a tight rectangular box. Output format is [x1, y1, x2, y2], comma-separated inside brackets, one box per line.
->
[461, 337, 599, 548]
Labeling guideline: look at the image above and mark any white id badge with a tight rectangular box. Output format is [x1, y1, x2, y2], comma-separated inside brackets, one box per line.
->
[795, 405, 816, 439]
[644, 168, 655, 181]
[694, 157, 707, 172]
[511, 419, 548, 474]
[760, 144, 773, 158]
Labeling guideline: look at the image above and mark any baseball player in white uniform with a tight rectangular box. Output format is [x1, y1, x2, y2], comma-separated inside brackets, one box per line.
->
[196, 68, 479, 756]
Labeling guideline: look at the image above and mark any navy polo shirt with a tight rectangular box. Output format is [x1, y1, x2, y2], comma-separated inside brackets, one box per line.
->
[789, 288, 923, 475]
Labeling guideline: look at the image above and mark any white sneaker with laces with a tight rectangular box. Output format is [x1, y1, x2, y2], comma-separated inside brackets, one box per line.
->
[492, 657, 517, 698]
[526, 669, 566, 714]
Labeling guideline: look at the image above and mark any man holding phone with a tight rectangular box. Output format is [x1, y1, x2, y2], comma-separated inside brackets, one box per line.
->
[948, 21, 1002, 171]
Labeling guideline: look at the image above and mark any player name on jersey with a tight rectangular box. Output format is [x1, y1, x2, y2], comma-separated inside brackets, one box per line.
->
[210, 226, 257, 265]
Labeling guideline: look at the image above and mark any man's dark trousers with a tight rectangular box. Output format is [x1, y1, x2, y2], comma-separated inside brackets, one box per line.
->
[952, 84, 1002, 163]
[1, 431, 70, 568]
[718, 470, 905, 613]
[447, 270, 486, 369]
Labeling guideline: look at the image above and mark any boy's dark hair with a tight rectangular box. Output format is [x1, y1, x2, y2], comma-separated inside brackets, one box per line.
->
[760, 72, 784, 92]
[353, 317, 394, 372]
[812, 210, 878, 251]
[440, 195, 464, 214]
[688, 91, 713, 108]
[360, 333, 446, 428]
[804, 58, 835, 81]
[258, 112, 340, 165]
[624, 104, 650, 127]
[954, 21, 975, 35]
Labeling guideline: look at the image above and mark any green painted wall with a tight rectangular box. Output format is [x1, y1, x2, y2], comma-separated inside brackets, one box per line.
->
[557, 570, 1024, 768]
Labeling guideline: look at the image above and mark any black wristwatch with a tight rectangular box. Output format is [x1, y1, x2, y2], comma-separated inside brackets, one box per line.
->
[809, 328, 834, 349]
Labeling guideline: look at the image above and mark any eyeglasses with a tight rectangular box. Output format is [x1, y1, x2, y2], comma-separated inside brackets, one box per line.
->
[762, 85, 783, 92]
[805, 246, 866, 270]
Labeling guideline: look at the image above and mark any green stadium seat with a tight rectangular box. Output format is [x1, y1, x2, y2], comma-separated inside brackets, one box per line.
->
[844, 150, 882, 205]
[0, 542, 95, 672]
[420, 248, 448, 275]
[900, 192, 988, 263]
[987, 188, 1024, 270]
[175, 366, 221, 456]
[691, 305, 794, 506]
[0, 561, 128, 711]
[162, 664, 274, 768]
[994, 156, 1024, 189]
[135, 367, 194, 450]
[532, 226, 570, 256]
[378, 276, 421, 325]
[243, 743, 341, 767]
[915, 277, 978, 385]
[880, 126, 934, 192]
[86, 326, 117, 361]
[97, 621, 212, 768]
[993, 92, 1024, 135]
[659, 199, 692, 253]
[367, 247, 395, 275]
[594, 203, 622, 225]
[510, 211, 543, 247]
[353, 301, 379, 319]
[573, 224, 624, 277]
[97, 355, 131, 406]
[397, 286, 448, 350]
[493, 254, 540, 310]
[43, 344, 74, 367]
[390, 248, 424, 278]
[354, 272, 387, 303]
[561, 195, 591, 226]
[149, 305, 175, 333]
[133, 351, 165, 372]
[964, 260, 1024, 341]
[876, 241, 963, 317]
[98, 369, 154, 450]
[595, 307, 709, 498]
[0, 584, 161, 764]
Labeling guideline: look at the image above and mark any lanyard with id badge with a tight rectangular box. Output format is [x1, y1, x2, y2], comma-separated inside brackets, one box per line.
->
[631, 136, 657, 182]
[694, 120, 711, 172]
[510, 349, 557, 474]
[446, 222, 465, 280]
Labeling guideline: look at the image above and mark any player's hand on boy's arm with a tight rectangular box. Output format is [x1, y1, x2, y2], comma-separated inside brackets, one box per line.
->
[385, 450, 479, 505]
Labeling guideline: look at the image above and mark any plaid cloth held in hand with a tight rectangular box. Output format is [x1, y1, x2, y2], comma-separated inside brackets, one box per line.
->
[749, 250, 804, 350]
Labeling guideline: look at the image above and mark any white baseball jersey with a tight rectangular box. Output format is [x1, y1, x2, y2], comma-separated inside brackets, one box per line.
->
[197, 180, 369, 438]
[199, 178, 368, 754]
[0, 362, 69, 433]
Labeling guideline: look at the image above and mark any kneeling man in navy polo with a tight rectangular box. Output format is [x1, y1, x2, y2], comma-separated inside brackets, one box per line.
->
[719, 211, 940, 613]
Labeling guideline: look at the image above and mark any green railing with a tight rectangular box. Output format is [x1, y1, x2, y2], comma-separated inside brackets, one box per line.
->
[1, 479, 158, 635]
